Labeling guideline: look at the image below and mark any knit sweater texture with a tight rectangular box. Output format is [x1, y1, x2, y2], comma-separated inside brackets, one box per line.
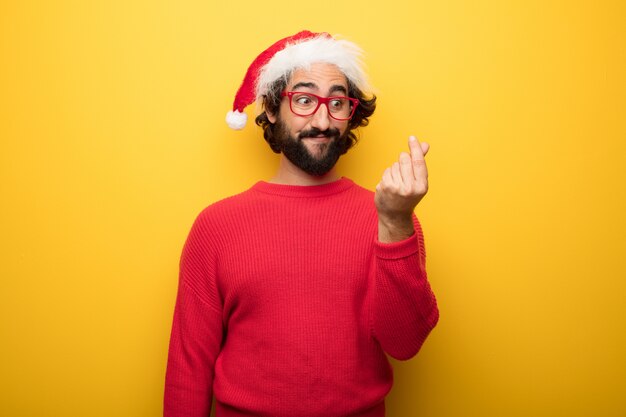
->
[164, 177, 439, 417]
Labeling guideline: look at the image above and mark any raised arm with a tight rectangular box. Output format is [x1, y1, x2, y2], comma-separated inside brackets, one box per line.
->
[371, 136, 439, 360]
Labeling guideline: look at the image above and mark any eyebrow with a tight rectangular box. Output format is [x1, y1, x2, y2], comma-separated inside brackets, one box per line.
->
[329, 84, 348, 95]
[291, 82, 348, 96]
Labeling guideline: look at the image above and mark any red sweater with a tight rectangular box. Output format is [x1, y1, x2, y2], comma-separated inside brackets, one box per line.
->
[164, 178, 439, 417]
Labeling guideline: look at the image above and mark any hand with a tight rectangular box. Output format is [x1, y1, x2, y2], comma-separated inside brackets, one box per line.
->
[375, 136, 429, 242]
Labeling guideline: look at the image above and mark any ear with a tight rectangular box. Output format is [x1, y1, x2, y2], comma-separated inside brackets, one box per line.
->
[266, 109, 277, 124]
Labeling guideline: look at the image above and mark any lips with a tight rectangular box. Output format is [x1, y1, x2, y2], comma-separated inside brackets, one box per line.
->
[302, 136, 332, 144]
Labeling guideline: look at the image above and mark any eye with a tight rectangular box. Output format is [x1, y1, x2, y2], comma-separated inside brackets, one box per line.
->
[294, 94, 314, 106]
[329, 98, 345, 109]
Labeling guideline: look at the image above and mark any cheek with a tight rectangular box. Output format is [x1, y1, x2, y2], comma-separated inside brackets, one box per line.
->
[336, 120, 349, 134]
[285, 114, 308, 132]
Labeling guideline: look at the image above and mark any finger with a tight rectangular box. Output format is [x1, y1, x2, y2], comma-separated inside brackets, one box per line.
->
[391, 162, 401, 185]
[399, 152, 414, 184]
[382, 167, 392, 185]
[408, 135, 425, 163]
[408, 136, 428, 180]
[421, 142, 430, 157]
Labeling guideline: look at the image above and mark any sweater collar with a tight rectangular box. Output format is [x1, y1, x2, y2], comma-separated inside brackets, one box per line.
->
[252, 177, 354, 198]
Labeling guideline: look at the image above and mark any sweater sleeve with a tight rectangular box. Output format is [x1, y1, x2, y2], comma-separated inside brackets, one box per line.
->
[371, 215, 439, 361]
[164, 213, 224, 417]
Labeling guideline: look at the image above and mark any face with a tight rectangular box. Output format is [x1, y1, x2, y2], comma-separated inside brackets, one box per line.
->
[267, 62, 352, 176]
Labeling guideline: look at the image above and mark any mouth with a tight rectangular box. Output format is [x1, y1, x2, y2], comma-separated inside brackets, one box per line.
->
[302, 135, 332, 143]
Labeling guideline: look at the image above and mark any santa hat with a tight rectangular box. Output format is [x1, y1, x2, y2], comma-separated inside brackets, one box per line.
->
[226, 30, 371, 130]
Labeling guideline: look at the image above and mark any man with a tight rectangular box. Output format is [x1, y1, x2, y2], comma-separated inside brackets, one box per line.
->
[164, 30, 439, 417]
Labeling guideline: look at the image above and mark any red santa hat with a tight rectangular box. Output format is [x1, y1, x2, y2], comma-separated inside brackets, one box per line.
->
[226, 30, 371, 130]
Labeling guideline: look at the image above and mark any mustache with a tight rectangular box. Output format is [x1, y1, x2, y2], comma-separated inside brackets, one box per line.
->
[298, 127, 341, 140]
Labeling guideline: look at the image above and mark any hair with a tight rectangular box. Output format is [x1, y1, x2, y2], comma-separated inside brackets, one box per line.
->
[254, 72, 377, 154]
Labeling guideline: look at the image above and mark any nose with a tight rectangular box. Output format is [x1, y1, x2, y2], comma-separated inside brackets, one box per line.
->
[309, 102, 331, 131]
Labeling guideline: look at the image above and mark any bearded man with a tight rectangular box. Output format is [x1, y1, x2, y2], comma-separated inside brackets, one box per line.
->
[164, 30, 439, 417]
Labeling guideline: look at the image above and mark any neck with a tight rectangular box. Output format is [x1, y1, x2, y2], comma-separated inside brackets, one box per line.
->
[269, 155, 340, 186]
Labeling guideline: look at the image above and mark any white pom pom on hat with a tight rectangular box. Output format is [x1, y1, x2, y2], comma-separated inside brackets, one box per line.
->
[226, 30, 371, 130]
[226, 110, 248, 130]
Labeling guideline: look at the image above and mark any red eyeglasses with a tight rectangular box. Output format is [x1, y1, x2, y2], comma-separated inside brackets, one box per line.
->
[281, 92, 360, 121]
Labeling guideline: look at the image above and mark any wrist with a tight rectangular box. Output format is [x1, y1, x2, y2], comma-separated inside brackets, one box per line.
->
[378, 213, 414, 243]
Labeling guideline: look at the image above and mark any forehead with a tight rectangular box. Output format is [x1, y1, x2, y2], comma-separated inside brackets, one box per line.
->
[287, 62, 348, 90]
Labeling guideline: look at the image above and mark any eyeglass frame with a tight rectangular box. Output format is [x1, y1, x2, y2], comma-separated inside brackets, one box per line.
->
[280, 91, 360, 121]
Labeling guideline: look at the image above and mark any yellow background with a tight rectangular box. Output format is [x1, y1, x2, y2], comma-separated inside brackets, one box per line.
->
[1, 0, 625, 416]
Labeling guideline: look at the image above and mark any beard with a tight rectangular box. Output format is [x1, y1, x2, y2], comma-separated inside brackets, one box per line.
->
[274, 118, 350, 177]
